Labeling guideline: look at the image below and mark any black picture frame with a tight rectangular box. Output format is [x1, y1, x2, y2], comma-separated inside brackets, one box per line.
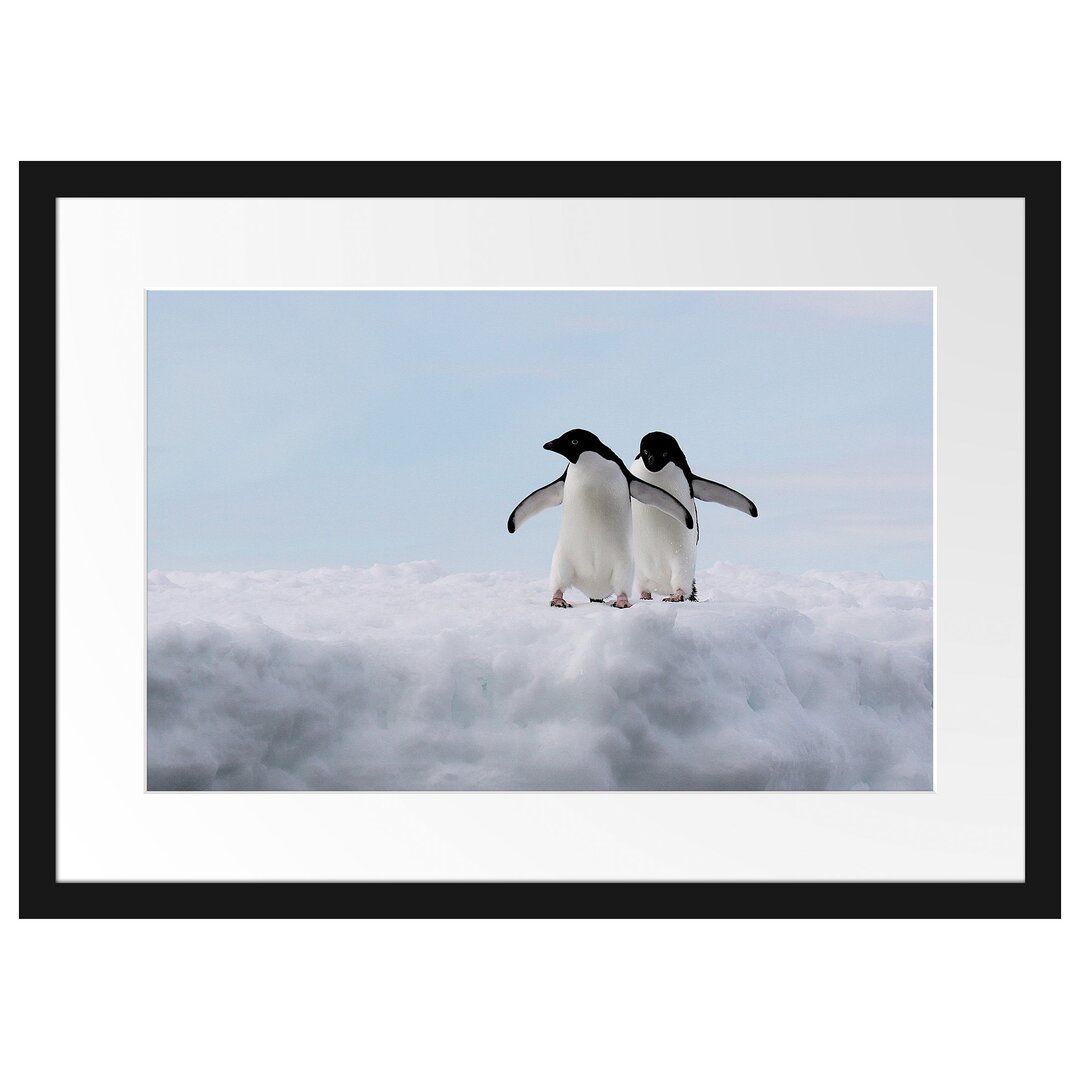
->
[20, 161, 1060, 919]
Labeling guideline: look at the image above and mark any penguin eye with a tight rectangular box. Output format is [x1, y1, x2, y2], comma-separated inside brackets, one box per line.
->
[662, 452, 668, 458]
[571, 439, 578, 445]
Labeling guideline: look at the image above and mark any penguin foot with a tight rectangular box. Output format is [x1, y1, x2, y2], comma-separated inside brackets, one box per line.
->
[662, 589, 687, 603]
[550, 596, 572, 608]
[639, 591, 653, 600]
[613, 595, 632, 609]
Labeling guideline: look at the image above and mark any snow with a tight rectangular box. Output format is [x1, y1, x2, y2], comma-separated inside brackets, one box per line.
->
[147, 562, 932, 791]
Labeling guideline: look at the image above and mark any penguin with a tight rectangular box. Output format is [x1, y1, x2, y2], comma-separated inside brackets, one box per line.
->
[507, 429, 694, 608]
[629, 431, 758, 602]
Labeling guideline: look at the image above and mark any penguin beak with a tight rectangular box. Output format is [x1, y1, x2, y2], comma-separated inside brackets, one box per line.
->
[543, 440, 557, 452]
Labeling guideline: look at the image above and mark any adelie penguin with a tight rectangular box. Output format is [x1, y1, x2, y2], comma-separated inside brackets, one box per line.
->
[507, 429, 694, 608]
[630, 431, 758, 602]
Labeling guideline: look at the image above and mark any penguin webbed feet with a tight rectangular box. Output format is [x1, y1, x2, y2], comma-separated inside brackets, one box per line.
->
[613, 595, 632, 609]
[662, 589, 688, 603]
[550, 596, 573, 608]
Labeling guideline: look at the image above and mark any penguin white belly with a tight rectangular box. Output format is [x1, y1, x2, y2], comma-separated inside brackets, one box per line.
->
[629, 459, 697, 596]
[551, 455, 634, 599]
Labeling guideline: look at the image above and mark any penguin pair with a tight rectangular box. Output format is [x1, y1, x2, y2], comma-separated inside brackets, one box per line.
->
[507, 429, 757, 608]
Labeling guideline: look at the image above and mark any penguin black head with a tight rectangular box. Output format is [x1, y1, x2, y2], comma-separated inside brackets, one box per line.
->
[543, 429, 608, 465]
[638, 431, 688, 473]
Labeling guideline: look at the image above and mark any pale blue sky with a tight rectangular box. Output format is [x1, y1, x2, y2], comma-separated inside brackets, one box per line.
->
[148, 290, 933, 580]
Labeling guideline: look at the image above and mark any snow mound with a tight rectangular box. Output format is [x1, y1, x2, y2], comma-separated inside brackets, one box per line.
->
[147, 562, 932, 790]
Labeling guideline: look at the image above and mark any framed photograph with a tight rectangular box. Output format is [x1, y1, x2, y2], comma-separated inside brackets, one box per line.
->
[21, 161, 1059, 917]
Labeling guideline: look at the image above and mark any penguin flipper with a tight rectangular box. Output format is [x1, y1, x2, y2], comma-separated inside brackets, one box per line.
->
[690, 475, 758, 518]
[507, 473, 565, 533]
[628, 477, 694, 529]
